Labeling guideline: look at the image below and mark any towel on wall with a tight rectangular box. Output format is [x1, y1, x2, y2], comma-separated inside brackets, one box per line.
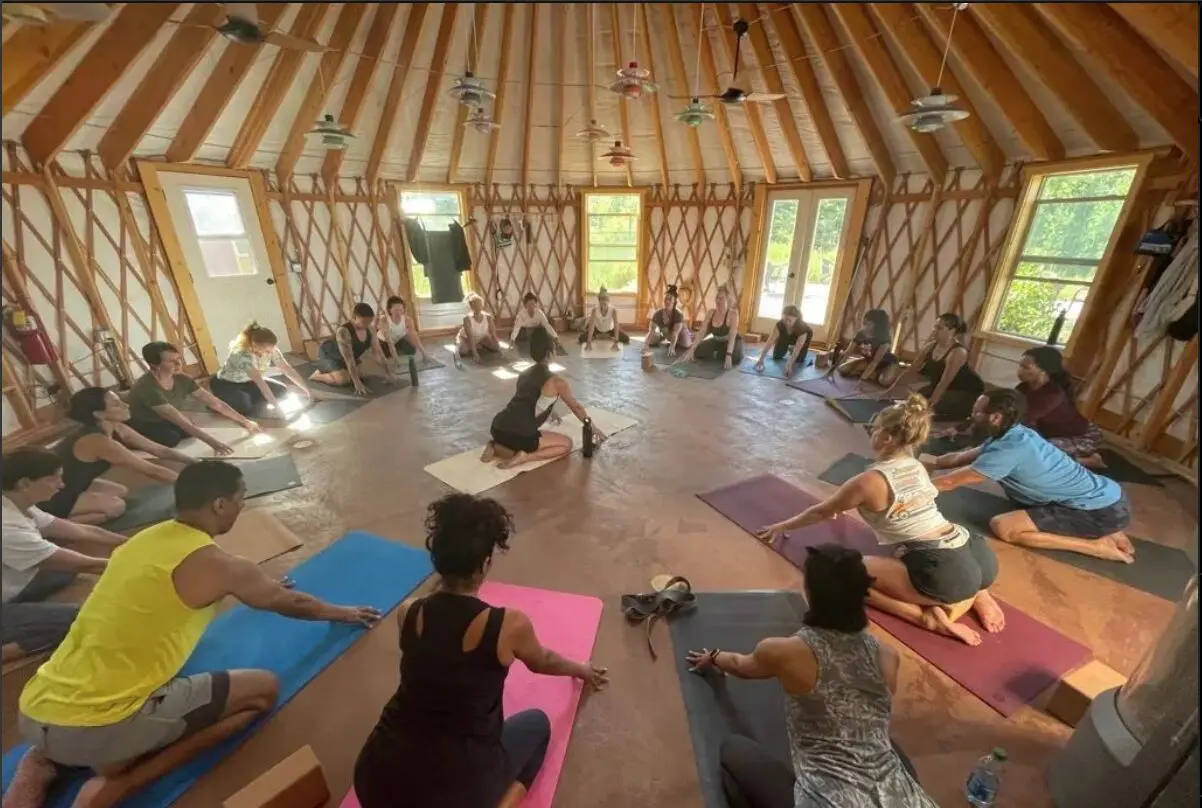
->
[1136, 219, 1198, 342]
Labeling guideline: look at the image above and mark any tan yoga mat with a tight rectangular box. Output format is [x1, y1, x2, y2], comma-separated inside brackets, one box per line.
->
[215, 508, 304, 564]
[177, 427, 295, 460]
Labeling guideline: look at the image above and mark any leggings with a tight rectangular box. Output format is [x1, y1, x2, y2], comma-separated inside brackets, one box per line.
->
[772, 334, 812, 363]
[1047, 422, 1104, 458]
[579, 329, 630, 344]
[502, 708, 551, 790]
[126, 418, 188, 448]
[380, 338, 417, 357]
[210, 376, 288, 418]
[694, 335, 744, 364]
[2, 570, 79, 653]
[719, 734, 919, 808]
[921, 385, 982, 422]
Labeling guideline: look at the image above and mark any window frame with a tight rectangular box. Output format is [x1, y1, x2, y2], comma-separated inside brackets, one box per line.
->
[181, 186, 258, 279]
[581, 189, 647, 301]
[390, 184, 475, 332]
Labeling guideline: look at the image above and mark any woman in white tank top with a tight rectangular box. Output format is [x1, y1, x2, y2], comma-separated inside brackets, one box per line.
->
[579, 287, 630, 352]
[377, 296, 428, 365]
[457, 293, 505, 363]
[758, 394, 1004, 647]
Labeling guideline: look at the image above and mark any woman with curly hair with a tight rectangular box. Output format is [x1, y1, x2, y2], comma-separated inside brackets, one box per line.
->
[354, 494, 608, 808]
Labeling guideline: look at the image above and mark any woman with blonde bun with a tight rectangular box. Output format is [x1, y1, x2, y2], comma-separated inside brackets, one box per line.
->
[758, 394, 1003, 647]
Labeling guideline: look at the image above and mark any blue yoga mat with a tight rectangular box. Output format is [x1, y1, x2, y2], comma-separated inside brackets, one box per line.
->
[2, 532, 432, 807]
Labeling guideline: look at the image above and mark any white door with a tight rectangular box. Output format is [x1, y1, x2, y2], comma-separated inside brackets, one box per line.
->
[156, 173, 292, 364]
[752, 188, 855, 343]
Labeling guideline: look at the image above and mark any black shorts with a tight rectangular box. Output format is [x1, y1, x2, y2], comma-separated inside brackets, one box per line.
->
[316, 340, 351, 373]
[491, 428, 541, 454]
[1026, 494, 1131, 539]
[902, 534, 999, 604]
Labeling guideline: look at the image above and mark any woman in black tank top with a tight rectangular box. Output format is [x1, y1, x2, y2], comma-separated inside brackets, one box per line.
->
[885, 313, 984, 420]
[311, 302, 398, 395]
[482, 329, 607, 469]
[678, 284, 744, 367]
[752, 305, 813, 378]
[353, 495, 607, 808]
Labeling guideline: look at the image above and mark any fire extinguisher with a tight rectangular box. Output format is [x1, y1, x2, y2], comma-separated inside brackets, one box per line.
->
[5, 305, 58, 365]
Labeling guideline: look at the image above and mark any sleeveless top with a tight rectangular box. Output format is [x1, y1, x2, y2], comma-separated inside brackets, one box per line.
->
[385, 315, 409, 343]
[590, 306, 616, 333]
[652, 307, 683, 332]
[776, 320, 813, 349]
[920, 343, 984, 394]
[354, 593, 510, 808]
[787, 625, 938, 808]
[341, 322, 374, 361]
[20, 520, 218, 727]
[857, 457, 968, 551]
[465, 312, 492, 339]
[42, 425, 113, 516]
[705, 309, 734, 339]
[490, 363, 556, 437]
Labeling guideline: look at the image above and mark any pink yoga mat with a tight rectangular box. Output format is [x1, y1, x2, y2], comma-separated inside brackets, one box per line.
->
[340, 583, 603, 808]
[698, 474, 1091, 717]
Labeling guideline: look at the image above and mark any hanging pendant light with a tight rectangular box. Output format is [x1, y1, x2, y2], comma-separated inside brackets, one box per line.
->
[601, 140, 635, 167]
[448, 71, 496, 107]
[610, 62, 658, 99]
[307, 114, 354, 150]
[675, 98, 716, 127]
[577, 119, 611, 142]
[899, 3, 971, 133]
[465, 108, 501, 134]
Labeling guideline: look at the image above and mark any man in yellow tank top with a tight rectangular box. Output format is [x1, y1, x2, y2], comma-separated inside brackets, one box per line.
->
[7, 461, 381, 808]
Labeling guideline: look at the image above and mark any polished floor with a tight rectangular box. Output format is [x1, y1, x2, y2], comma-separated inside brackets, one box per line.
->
[3, 345, 1195, 807]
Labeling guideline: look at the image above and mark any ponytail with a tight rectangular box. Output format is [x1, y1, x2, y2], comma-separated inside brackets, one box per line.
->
[234, 321, 278, 352]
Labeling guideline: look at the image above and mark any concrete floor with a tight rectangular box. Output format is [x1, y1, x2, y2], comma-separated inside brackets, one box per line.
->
[4, 345, 1195, 807]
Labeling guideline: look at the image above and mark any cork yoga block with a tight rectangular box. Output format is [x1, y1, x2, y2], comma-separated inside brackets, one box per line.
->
[223, 745, 330, 808]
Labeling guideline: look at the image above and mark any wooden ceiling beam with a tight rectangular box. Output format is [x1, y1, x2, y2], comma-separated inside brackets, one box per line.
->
[829, 4, 947, 183]
[2, 21, 92, 117]
[520, 3, 541, 190]
[637, 2, 670, 191]
[366, 3, 429, 188]
[447, 3, 490, 184]
[166, 4, 287, 164]
[712, 4, 778, 184]
[1035, 3, 1199, 166]
[789, 4, 894, 183]
[1109, 4, 1199, 80]
[553, 4, 566, 189]
[869, 3, 1004, 179]
[226, 3, 331, 169]
[22, 3, 181, 169]
[276, 4, 367, 184]
[971, 4, 1138, 155]
[608, 3, 634, 187]
[914, 3, 1063, 163]
[689, 3, 741, 194]
[766, 3, 849, 179]
[405, 4, 460, 183]
[322, 4, 398, 187]
[585, 4, 598, 186]
[484, 4, 515, 188]
[98, 4, 225, 172]
[661, 4, 706, 188]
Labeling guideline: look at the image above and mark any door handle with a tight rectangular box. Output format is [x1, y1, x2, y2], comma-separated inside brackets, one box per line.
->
[787, 273, 796, 278]
[265, 278, 276, 286]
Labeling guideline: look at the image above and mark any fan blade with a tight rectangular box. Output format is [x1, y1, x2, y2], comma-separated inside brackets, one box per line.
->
[42, 2, 111, 22]
[227, 3, 259, 25]
[668, 94, 722, 101]
[265, 31, 326, 52]
[744, 92, 787, 104]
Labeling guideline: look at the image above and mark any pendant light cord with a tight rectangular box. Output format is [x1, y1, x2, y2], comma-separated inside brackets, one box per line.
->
[934, 4, 961, 89]
[692, 3, 705, 99]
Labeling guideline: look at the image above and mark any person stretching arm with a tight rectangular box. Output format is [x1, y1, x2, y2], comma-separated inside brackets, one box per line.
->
[42, 517, 126, 550]
[755, 477, 865, 544]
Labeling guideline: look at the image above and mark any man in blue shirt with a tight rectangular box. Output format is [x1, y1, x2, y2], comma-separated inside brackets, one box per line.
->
[923, 389, 1134, 563]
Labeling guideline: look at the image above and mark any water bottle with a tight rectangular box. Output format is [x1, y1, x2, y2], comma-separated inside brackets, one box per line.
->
[408, 355, 419, 387]
[582, 418, 594, 458]
[965, 747, 1006, 807]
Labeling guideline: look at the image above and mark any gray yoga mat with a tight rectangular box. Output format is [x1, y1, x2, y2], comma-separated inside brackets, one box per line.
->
[105, 455, 304, 533]
[738, 355, 813, 380]
[817, 453, 1195, 601]
[827, 396, 896, 423]
[304, 398, 369, 425]
[292, 362, 412, 399]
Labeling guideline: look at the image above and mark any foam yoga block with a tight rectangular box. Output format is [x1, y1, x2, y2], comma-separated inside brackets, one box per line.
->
[1, 532, 433, 808]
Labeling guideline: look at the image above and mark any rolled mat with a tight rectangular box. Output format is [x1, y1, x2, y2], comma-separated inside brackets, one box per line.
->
[818, 454, 1196, 602]
[1, 532, 434, 807]
[104, 455, 304, 533]
[697, 474, 1091, 716]
[338, 582, 603, 808]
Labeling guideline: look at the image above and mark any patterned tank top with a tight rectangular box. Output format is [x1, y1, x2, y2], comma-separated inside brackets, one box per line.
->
[856, 456, 968, 551]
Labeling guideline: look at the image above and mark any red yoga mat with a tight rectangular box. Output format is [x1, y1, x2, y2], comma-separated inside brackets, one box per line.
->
[697, 474, 1091, 717]
[339, 583, 603, 808]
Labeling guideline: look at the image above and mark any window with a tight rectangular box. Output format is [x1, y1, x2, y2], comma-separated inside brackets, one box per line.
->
[183, 188, 257, 278]
[992, 166, 1138, 343]
[401, 191, 467, 300]
[584, 193, 641, 295]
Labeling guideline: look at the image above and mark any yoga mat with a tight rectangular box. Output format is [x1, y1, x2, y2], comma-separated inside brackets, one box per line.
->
[214, 508, 303, 564]
[177, 427, 291, 460]
[302, 398, 369, 425]
[423, 408, 638, 495]
[667, 591, 804, 808]
[293, 361, 410, 399]
[1, 532, 433, 807]
[1096, 449, 1168, 487]
[338, 582, 603, 808]
[697, 475, 1091, 716]
[105, 455, 304, 532]
[827, 396, 897, 423]
[442, 343, 510, 368]
[737, 355, 813, 380]
[785, 373, 860, 399]
[578, 342, 626, 359]
[628, 347, 728, 379]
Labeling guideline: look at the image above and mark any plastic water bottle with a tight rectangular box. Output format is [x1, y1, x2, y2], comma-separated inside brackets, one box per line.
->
[965, 747, 1006, 807]
[407, 355, 419, 387]
[582, 418, 594, 458]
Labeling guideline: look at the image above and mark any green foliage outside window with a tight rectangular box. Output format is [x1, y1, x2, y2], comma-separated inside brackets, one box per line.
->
[586, 194, 640, 294]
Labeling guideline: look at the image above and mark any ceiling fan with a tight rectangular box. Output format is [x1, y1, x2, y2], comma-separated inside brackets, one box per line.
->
[670, 18, 785, 107]
[210, 3, 326, 52]
[307, 115, 353, 150]
[1, 2, 110, 25]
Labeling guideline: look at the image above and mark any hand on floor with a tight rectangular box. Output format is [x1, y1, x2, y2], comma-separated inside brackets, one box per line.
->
[576, 662, 610, 690]
[755, 524, 785, 544]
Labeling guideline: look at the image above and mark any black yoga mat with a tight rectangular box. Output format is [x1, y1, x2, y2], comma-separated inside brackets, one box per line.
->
[817, 453, 1196, 601]
[826, 396, 896, 423]
[667, 591, 805, 808]
[292, 362, 411, 399]
[737, 355, 813, 380]
[1096, 449, 1169, 488]
[303, 398, 369, 425]
[105, 455, 304, 533]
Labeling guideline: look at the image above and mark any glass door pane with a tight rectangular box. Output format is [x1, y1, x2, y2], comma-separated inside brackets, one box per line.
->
[800, 197, 849, 327]
[756, 199, 800, 321]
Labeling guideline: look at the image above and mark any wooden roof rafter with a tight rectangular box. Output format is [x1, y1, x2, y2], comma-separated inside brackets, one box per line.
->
[2, 20, 93, 117]
[689, 3, 742, 194]
[448, 3, 490, 184]
[660, 4, 707, 189]
[584, 3, 598, 187]
[637, 2, 670, 191]
[405, 3, 461, 183]
[553, 4, 567, 189]
[520, 3, 542, 191]
[711, 4, 777, 184]
[1108, 3, 1199, 80]
[484, 4, 516, 189]
[608, 3, 635, 187]
[365, 2, 429, 189]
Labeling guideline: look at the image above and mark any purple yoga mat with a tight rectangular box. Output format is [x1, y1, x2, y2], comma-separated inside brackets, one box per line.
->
[697, 474, 1092, 717]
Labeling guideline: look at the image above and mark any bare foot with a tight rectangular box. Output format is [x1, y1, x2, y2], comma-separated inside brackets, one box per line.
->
[1092, 534, 1136, 564]
[497, 451, 529, 470]
[1078, 453, 1107, 470]
[923, 606, 982, 646]
[972, 590, 1006, 633]
[71, 775, 120, 808]
[479, 441, 496, 463]
[4, 748, 59, 808]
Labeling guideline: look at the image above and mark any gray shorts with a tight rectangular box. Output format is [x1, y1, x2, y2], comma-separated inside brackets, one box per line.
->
[18, 672, 230, 770]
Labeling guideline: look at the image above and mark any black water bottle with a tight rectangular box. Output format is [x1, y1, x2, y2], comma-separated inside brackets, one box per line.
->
[582, 418, 595, 458]
[1047, 308, 1068, 346]
[408, 355, 419, 387]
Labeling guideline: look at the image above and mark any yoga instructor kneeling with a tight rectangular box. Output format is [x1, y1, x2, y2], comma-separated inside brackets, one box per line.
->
[354, 494, 607, 808]
[7, 461, 380, 808]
